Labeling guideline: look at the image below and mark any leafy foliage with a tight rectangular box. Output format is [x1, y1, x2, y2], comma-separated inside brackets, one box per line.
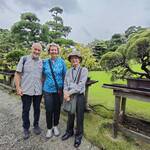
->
[108, 33, 126, 51]
[100, 28, 150, 80]
[11, 12, 42, 48]
[60, 44, 97, 70]
[125, 26, 143, 38]
[0, 8, 75, 70]
[100, 52, 124, 71]
[89, 40, 108, 61]
[46, 6, 72, 39]
[0, 29, 14, 54]
[5, 50, 26, 69]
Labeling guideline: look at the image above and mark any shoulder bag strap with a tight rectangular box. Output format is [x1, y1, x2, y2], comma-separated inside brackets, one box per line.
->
[48, 59, 59, 92]
[76, 67, 82, 84]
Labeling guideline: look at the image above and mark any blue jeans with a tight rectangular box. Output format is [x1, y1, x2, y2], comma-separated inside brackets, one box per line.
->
[21, 95, 42, 130]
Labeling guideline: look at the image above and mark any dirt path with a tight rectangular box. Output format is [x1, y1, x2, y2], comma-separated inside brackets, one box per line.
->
[0, 88, 100, 150]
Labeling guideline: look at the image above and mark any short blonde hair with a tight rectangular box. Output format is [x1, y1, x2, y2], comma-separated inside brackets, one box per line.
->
[32, 43, 42, 50]
[46, 42, 60, 54]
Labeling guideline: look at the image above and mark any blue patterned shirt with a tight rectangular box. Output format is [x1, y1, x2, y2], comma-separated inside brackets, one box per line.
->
[43, 57, 67, 93]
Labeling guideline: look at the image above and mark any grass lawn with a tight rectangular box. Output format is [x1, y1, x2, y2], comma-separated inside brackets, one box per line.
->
[0, 74, 3, 79]
[0, 74, 5, 83]
[83, 71, 150, 150]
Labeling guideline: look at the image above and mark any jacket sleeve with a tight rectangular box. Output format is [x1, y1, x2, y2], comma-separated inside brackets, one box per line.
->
[68, 67, 88, 95]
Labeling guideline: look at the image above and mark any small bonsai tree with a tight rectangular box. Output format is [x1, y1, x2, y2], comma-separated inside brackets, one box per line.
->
[100, 28, 150, 80]
[5, 49, 26, 70]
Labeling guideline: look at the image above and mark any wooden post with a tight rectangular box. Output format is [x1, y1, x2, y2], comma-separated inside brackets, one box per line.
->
[112, 95, 121, 138]
[85, 85, 90, 111]
[10, 75, 15, 87]
[9, 76, 11, 86]
[84, 78, 98, 112]
[120, 97, 126, 123]
[3, 75, 6, 84]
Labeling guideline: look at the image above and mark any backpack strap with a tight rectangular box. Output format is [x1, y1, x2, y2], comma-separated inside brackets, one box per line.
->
[22, 56, 27, 73]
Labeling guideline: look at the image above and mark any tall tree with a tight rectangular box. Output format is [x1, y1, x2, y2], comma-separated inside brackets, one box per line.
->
[108, 33, 126, 51]
[89, 40, 108, 61]
[0, 29, 14, 53]
[0, 28, 16, 68]
[125, 26, 143, 38]
[11, 12, 42, 48]
[46, 6, 72, 40]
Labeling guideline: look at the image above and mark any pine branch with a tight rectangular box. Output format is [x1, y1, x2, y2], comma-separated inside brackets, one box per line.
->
[125, 64, 147, 77]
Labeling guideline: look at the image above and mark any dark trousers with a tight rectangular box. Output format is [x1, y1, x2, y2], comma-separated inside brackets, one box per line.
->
[44, 92, 61, 129]
[21, 95, 42, 130]
[66, 94, 85, 136]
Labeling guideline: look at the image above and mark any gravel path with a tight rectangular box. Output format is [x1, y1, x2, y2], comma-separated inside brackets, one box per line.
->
[0, 88, 100, 150]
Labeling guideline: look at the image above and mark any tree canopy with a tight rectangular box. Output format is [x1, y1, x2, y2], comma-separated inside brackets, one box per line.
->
[45, 6, 73, 45]
[100, 28, 150, 80]
[11, 12, 42, 48]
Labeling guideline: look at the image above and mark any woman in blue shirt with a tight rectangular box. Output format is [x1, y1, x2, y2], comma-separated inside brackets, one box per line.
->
[43, 43, 66, 138]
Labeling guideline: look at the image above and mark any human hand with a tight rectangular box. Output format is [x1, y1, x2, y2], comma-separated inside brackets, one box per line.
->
[64, 91, 70, 101]
[16, 87, 23, 96]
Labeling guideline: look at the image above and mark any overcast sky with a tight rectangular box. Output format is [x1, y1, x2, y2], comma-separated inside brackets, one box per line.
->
[0, 0, 150, 43]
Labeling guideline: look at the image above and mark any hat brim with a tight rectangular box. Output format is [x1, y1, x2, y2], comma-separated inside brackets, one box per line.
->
[68, 55, 82, 62]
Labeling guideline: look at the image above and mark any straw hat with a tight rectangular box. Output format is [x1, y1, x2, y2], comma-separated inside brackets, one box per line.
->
[68, 50, 82, 62]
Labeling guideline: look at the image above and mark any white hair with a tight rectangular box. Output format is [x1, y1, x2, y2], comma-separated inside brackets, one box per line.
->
[32, 43, 42, 50]
[46, 42, 60, 53]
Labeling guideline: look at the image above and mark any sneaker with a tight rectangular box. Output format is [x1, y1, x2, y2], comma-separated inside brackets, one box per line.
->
[53, 126, 60, 136]
[23, 129, 30, 140]
[46, 129, 53, 138]
[33, 126, 41, 135]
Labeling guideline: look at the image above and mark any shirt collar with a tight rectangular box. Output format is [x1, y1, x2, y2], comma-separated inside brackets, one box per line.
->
[50, 57, 58, 63]
[72, 65, 80, 71]
[30, 54, 39, 61]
